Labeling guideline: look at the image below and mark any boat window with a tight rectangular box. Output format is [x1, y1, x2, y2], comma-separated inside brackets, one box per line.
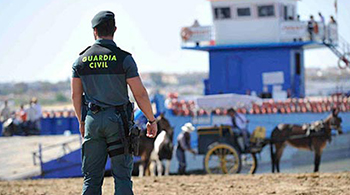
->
[214, 7, 231, 19]
[237, 7, 251, 17]
[258, 5, 275, 17]
[284, 6, 288, 20]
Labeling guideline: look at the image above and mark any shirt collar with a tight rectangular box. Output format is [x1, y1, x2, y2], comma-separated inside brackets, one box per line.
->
[95, 39, 117, 47]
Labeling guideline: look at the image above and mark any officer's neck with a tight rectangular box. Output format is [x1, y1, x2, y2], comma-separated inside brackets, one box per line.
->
[96, 35, 114, 40]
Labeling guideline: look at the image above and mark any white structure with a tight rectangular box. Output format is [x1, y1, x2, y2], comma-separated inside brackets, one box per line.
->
[182, 0, 338, 46]
[212, 0, 300, 44]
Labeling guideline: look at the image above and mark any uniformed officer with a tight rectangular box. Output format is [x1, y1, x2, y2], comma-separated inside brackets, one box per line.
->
[71, 11, 157, 195]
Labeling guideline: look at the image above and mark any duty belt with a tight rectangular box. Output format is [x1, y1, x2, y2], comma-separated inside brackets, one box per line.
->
[87, 102, 140, 157]
[88, 102, 126, 114]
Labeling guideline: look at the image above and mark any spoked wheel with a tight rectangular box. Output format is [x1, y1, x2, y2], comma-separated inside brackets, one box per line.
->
[204, 144, 241, 174]
[240, 153, 258, 174]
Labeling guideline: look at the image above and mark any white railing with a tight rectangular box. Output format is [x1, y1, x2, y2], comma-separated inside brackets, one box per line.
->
[181, 25, 214, 47]
[280, 21, 337, 43]
[338, 35, 350, 55]
[180, 22, 338, 47]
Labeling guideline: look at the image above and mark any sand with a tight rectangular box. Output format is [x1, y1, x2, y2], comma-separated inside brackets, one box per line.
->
[0, 172, 349, 195]
[0, 135, 81, 180]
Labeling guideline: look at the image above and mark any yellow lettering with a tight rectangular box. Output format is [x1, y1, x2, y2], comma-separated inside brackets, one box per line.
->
[104, 55, 108, 61]
[82, 57, 87, 62]
[111, 55, 117, 61]
[89, 62, 94, 68]
[88, 56, 93, 61]
[99, 55, 103, 61]
[105, 62, 108, 68]
[93, 55, 98, 61]
[97, 62, 102, 68]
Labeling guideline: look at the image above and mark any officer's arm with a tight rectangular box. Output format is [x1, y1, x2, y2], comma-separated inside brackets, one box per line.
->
[71, 78, 84, 124]
[127, 76, 155, 122]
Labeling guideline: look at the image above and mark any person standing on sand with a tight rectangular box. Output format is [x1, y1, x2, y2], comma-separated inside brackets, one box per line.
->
[0, 100, 10, 123]
[71, 10, 157, 195]
[176, 122, 196, 175]
[31, 97, 42, 133]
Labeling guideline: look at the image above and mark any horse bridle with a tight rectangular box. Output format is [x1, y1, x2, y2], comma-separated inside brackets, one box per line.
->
[329, 116, 342, 130]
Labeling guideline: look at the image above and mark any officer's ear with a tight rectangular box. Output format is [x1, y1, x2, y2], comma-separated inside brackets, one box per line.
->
[93, 28, 98, 39]
[114, 26, 117, 33]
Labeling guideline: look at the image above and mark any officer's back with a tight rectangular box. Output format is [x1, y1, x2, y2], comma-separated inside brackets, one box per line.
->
[71, 11, 157, 195]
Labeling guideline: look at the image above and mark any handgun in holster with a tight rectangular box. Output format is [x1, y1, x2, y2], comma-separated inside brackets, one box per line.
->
[121, 102, 141, 156]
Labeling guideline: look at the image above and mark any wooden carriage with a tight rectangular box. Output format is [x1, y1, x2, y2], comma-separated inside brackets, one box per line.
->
[197, 125, 266, 174]
[195, 94, 265, 174]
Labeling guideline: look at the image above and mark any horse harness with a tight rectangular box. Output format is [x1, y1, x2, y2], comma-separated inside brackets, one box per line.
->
[290, 120, 331, 150]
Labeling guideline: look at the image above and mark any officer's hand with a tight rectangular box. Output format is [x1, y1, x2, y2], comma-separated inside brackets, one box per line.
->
[146, 122, 157, 138]
[79, 122, 85, 138]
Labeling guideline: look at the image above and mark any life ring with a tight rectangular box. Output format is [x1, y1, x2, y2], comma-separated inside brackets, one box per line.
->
[338, 55, 349, 69]
[181, 27, 192, 41]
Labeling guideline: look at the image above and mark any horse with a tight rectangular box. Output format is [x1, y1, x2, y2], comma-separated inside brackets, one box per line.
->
[149, 116, 174, 176]
[137, 113, 173, 177]
[270, 108, 343, 173]
[138, 130, 154, 177]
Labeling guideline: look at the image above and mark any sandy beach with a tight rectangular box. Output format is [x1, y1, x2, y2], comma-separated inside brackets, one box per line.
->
[0, 172, 349, 195]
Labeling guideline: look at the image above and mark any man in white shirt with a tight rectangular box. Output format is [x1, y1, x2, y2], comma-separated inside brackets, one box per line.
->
[176, 123, 196, 175]
[0, 100, 11, 123]
[227, 108, 250, 151]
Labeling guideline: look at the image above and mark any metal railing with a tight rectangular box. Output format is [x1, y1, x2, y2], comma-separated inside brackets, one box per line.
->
[32, 137, 82, 173]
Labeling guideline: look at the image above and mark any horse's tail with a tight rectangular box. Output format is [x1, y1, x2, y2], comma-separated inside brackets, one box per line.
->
[270, 140, 275, 173]
[270, 126, 278, 173]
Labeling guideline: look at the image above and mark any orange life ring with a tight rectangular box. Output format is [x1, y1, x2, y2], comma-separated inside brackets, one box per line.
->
[181, 27, 192, 41]
[338, 56, 349, 69]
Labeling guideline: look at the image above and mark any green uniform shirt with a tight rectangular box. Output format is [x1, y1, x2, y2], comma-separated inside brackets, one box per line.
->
[72, 39, 139, 107]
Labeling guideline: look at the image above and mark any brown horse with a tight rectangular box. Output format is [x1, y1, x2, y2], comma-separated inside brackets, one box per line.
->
[270, 108, 343, 173]
[138, 113, 173, 177]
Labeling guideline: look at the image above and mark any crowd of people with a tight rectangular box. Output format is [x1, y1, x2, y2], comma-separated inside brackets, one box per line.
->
[307, 13, 337, 42]
[0, 98, 42, 136]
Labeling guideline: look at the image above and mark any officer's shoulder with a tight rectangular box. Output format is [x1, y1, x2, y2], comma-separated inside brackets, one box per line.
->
[79, 46, 92, 56]
[117, 47, 131, 56]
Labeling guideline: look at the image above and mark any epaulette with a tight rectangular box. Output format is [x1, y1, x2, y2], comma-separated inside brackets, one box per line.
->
[79, 46, 91, 55]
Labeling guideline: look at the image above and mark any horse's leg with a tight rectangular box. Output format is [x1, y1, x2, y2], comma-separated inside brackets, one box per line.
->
[149, 161, 156, 176]
[156, 159, 163, 176]
[145, 160, 151, 176]
[314, 152, 322, 172]
[139, 163, 144, 177]
[164, 160, 171, 176]
[275, 143, 286, 173]
[314, 141, 323, 172]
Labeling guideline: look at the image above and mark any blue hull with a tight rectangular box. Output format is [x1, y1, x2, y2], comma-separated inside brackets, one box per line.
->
[28, 111, 350, 178]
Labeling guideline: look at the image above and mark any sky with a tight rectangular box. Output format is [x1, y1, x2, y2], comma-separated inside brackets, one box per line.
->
[0, 0, 349, 83]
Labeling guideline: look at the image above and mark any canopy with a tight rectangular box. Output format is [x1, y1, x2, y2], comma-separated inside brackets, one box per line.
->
[196, 93, 262, 110]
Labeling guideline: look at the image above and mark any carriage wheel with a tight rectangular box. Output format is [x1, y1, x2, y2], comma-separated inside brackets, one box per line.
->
[204, 144, 241, 174]
[239, 153, 258, 174]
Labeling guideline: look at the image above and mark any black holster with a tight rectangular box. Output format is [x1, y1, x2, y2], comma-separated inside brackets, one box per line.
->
[119, 102, 140, 156]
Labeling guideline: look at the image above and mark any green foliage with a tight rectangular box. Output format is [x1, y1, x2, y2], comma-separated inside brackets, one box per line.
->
[55, 93, 69, 102]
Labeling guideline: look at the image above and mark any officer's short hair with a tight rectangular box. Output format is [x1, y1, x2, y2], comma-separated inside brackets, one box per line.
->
[95, 19, 115, 37]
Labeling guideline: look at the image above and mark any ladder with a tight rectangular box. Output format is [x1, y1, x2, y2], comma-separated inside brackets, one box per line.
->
[324, 35, 350, 69]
